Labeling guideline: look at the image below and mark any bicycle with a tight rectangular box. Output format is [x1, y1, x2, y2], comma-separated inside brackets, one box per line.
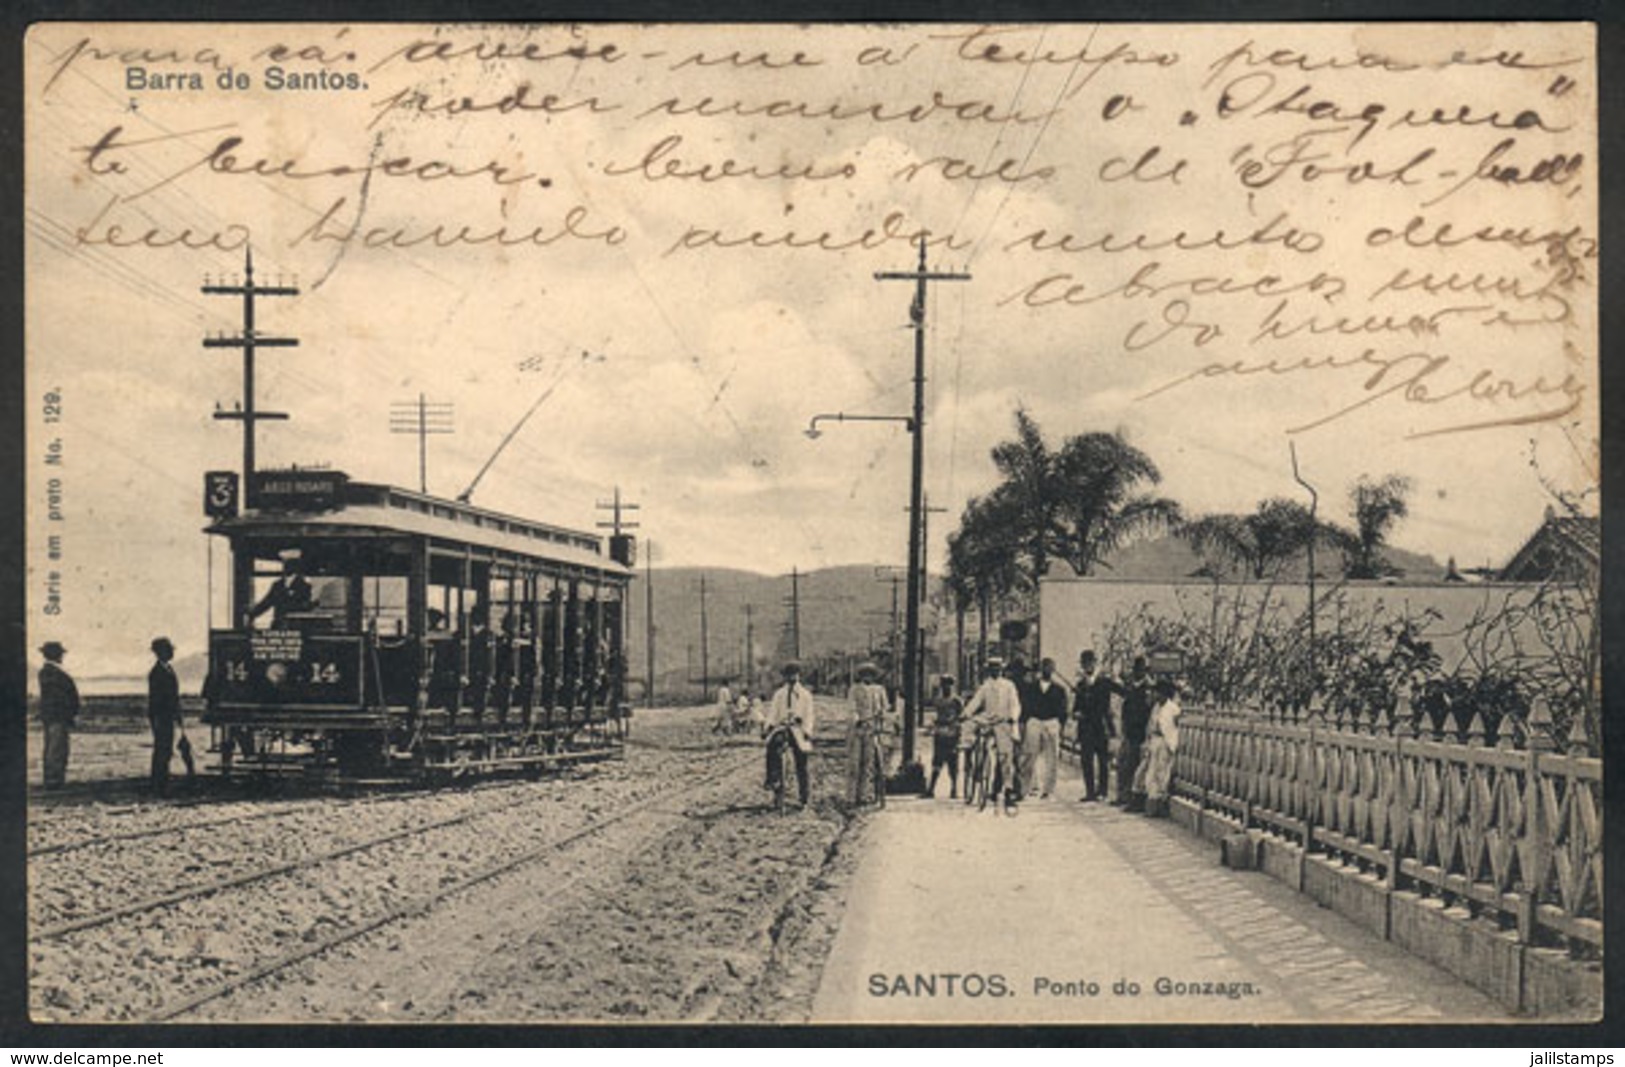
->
[763, 723, 798, 813]
[963, 725, 996, 812]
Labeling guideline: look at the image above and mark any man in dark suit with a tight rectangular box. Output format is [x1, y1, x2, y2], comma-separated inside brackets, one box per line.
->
[1072, 649, 1121, 802]
[37, 641, 80, 789]
[148, 637, 183, 797]
[1115, 656, 1155, 808]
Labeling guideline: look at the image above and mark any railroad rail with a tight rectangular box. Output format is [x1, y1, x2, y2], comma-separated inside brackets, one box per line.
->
[151, 749, 761, 1021]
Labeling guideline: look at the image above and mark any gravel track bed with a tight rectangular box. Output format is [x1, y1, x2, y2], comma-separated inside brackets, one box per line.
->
[29, 722, 724, 926]
[29, 709, 737, 1022]
[170, 731, 861, 1024]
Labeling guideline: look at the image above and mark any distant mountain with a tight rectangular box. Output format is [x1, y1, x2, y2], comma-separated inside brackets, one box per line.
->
[625, 536, 1447, 695]
[1076, 533, 1447, 582]
[625, 564, 952, 694]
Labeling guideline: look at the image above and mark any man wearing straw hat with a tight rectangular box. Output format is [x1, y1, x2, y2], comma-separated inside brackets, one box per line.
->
[147, 637, 183, 797]
[845, 661, 890, 807]
[37, 641, 79, 789]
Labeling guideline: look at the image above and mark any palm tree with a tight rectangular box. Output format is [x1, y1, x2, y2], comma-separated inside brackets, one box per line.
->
[1342, 474, 1413, 579]
[944, 410, 1182, 653]
[946, 493, 1023, 670]
[1051, 430, 1183, 577]
[1182, 498, 1336, 581]
[986, 407, 1068, 588]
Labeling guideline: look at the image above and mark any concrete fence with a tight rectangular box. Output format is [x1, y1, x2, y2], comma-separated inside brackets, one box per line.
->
[1165, 700, 1602, 1017]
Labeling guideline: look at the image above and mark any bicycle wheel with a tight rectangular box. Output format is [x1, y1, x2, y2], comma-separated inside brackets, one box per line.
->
[963, 741, 982, 807]
[871, 737, 886, 810]
[975, 740, 988, 808]
[772, 737, 789, 814]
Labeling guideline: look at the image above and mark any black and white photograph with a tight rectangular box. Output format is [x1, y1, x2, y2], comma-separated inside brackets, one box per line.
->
[20, 21, 1602, 1027]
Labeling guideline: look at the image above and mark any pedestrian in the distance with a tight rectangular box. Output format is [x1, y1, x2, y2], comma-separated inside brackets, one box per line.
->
[1115, 656, 1154, 809]
[1021, 658, 1069, 799]
[147, 637, 183, 797]
[37, 641, 79, 790]
[1140, 678, 1183, 818]
[962, 656, 1023, 814]
[763, 661, 817, 808]
[1072, 650, 1120, 802]
[927, 675, 963, 799]
[845, 662, 889, 807]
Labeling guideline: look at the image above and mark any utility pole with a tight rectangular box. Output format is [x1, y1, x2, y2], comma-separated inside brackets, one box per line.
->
[595, 486, 641, 538]
[874, 568, 904, 695]
[389, 394, 454, 494]
[783, 566, 802, 661]
[644, 538, 656, 708]
[1290, 443, 1319, 698]
[876, 236, 969, 773]
[203, 247, 298, 503]
[696, 573, 710, 702]
[907, 496, 948, 700]
[743, 603, 755, 695]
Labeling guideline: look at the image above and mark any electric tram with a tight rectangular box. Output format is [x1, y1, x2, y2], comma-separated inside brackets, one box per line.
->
[202, 468, 635, 781]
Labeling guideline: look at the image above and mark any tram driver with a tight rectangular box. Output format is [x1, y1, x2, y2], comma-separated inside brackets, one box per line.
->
[245, 549, 315, 629]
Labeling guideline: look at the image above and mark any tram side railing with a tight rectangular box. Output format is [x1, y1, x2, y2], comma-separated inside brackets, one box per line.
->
[1167, 699, 1602, 1013]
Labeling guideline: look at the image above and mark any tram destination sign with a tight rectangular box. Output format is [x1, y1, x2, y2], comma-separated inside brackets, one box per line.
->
[252, 470, 348, 512]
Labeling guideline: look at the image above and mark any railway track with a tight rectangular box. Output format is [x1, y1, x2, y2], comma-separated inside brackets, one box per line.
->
[28, 774, 543, 860]
[28, 723, 715, 861]
[151, 749, 760, 1021]
[30, 736, 721, 932]
[31, 783, 555, 941]
[27, 723, 763, 1023]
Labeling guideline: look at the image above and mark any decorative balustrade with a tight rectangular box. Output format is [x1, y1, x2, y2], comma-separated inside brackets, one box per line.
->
[1171, 697, 1602, 957]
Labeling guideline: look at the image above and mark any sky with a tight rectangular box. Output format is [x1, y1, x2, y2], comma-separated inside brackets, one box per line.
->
[24, 22, 1599, 679]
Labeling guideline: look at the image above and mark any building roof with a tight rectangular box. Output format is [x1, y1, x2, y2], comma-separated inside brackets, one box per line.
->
[1499, 510, 1600, 583]
[207, 477, 630, 577]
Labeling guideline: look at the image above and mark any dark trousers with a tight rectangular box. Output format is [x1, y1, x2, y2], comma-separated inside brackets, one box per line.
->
[929, 736, 959, 795]
[1113, 740, 1142, 803]
[42, 721, 70, 788]
[765, 732, 810, 805]
[1078, 729, 1111, 800]
[150, 719, 174, 795]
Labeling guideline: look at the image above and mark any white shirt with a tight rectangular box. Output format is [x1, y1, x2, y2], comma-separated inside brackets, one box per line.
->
[767, 681, 818, 737]
[963, 676, 1022, 731]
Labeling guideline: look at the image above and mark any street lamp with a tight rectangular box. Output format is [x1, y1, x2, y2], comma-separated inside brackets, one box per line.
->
[804, 413, 915, 440]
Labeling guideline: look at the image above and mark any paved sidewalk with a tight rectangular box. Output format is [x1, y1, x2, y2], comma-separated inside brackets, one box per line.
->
[812, 765, 1517, 1024]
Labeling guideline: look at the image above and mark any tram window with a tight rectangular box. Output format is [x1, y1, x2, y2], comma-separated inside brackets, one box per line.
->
[245, 553, 347, 631]
[363, 576, 409, 636]
[427, 584, 462, 633]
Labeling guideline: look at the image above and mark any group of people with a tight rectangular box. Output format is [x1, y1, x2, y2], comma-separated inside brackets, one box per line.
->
[928, 651, 1183, 816]
[712, 680, 765, 735]
[753, 659, 894, 811]
[34, 637, 191, 796]
[745, 649, 1182, 818]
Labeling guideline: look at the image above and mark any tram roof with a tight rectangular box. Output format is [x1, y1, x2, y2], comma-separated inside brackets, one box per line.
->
[207, 478, 631, 577]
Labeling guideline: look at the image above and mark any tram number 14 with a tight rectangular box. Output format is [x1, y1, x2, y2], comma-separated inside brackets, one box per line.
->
[222, 660, 342, 684]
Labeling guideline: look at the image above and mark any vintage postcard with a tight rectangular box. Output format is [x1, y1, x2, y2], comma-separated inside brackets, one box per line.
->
[22, 22, 1600, 1026]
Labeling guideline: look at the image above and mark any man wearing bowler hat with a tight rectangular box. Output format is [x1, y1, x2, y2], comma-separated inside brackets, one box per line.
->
[148, 637, 183, 797]
[37, 641, 80, 789]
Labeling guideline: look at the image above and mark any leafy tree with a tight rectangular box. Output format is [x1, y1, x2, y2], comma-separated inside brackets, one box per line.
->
[957, 407, 1182, 593]
[1341, 474, 1413, 579]
[946, 493, 1023, 670]
[1052, 430, 1184, 576]
[985, 408, 1068, 588]
[1182, 498, 1341, 581]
